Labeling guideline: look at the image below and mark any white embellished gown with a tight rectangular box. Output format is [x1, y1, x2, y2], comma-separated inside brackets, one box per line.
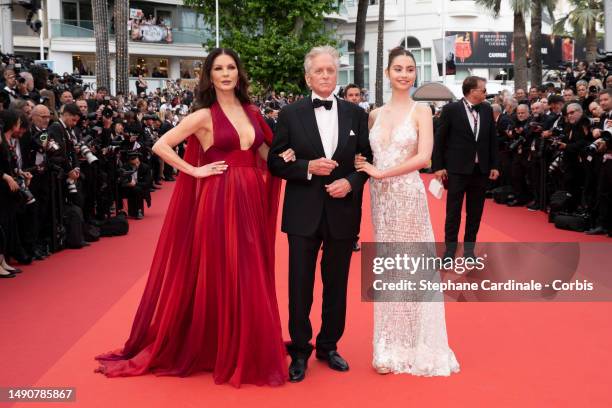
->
[369, 102, 460, 376]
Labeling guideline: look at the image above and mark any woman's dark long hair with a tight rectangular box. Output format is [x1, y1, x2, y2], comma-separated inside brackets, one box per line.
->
[193, 48, 251, 110]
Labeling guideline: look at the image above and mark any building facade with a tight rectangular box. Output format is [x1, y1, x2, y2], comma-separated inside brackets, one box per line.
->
[12, 0, 210, 93]
[334, 0, 574, 102]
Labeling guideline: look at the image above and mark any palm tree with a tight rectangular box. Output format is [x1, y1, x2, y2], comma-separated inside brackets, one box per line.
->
[114, 0, 129, 95]
[475, 0, 530, 91]
[530, 1, 543, 88]
[554, 0, 603, 63]
[375, 0, 385, 106]
[354, 0, 369, 89]
[92, 0, 111, 90]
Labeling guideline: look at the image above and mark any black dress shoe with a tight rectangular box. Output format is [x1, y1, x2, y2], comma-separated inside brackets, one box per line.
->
[352, 241, 361, 252]
[463, 252, 476, 261]
[288, 357, 307, 382]
[442, 251, 455, 262]
[163, 176, 176, 182]
[316, 350, 349, 372]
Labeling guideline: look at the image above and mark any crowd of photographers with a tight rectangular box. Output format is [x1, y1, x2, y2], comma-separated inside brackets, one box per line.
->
[476, 60, 612, 236]
[0, 53, 191, 278]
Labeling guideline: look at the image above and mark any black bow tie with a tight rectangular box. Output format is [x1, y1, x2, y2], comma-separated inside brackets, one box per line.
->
[313, 98, 333, 110]
[467, 103, 481, 113]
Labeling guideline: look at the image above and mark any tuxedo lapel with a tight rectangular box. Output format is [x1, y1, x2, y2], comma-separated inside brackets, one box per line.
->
[297, 98, 326, 157]
[458, 100, 475, 138]
[332, 97, 351, 160]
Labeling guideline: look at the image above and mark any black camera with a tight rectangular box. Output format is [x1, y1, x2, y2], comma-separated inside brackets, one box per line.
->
[86, 112, 98, 121]
[548, 151, 566, 174]
[585, 130, 612, 154]
[102, 106, 114, 118]
[14, 175, 36, 205]
[509, 135, 526, 151]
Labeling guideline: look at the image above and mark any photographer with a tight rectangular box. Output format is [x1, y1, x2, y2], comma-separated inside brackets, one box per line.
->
[2, 68, 18, 107]
[46, 103, 82, 204]
[22, 105, 53, 258]
[525, 102, 547, 210]
[119, 151, 152, 219]
[585, 89, 612, 235]
[507, 104, 532, 206]
[0, 109, 32, 268]
[555, 103, 591, 210]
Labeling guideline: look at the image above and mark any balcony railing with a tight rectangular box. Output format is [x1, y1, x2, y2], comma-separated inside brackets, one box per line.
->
[12, 19, 43, 37]
[49, 19, 211, 44]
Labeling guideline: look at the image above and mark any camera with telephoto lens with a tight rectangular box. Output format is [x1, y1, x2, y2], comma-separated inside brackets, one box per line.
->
[585, 130, 612, 155]
[77, 135, 99, 165]
[14, 175, 36, 205]
[548, 151, 566, 174]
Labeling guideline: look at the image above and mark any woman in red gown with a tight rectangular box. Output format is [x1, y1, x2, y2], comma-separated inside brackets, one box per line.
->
[95, 48, 293, 387]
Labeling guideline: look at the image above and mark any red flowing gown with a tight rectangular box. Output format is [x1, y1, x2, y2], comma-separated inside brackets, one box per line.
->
[95, 102, 287, 387]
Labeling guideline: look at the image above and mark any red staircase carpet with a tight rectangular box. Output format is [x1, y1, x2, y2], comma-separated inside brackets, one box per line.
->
[1, 175, 611, 407]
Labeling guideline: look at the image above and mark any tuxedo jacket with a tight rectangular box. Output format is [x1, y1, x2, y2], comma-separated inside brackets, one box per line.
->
[268, 97, 372, 239]
[432, 100, 499, 175]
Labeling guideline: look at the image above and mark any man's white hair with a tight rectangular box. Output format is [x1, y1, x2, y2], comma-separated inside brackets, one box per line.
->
[304, 45, 340, 74]
[568, 102, 583, 113]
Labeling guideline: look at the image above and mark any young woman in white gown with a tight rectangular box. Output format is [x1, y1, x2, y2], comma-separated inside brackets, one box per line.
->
[355, 47, 460, 376]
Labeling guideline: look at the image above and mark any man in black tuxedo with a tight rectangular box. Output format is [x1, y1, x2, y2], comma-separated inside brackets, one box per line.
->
[119, 151, 152, 219]
[268, 46, 372, 383]
[432, 76, 499, 259]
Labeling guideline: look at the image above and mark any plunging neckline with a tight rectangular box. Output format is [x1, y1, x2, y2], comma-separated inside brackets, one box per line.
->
[372, 102, 418, 146]
[217, 103, 256, 151]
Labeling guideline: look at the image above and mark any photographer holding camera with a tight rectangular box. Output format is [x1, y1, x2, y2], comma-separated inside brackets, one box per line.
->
[119, 151, 152, 219]
[507, 104, 532, 206]
[585, 89, 612, 235]
[554, 103, 591, 210]
[0, 109, 33, 274]
[21, 104, 53, 258]
[47, 103, 82, 203]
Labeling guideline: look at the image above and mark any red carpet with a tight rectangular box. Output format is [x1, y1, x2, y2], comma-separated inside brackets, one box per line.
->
[1, 175, 611, 407]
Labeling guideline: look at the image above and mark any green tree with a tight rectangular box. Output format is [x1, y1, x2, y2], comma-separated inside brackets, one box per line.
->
[554, 0, 603, 63]
[184, 0, 338, 94]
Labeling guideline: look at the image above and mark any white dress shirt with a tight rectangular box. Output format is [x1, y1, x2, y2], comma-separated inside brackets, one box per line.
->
[306, 92, 339, 180]
[312, 92, 339, 159]
[463, 98, 480, 163]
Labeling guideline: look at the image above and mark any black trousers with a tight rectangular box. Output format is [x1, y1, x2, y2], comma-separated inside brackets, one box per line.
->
[511, 150, 531, 203]
[287, 211, 354, 360]
[445, 165, 489, 253]
[120, 186, 146, 216]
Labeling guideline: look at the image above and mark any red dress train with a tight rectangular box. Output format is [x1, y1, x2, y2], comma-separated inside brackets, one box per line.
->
[95, 102, 287, 387]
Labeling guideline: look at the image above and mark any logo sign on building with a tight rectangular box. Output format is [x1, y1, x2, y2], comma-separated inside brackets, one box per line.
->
[446, 31, 512, 67]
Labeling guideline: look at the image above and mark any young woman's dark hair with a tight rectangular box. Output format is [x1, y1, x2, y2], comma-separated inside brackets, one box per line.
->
[193, 48, 251, 110]
[386, 46, 418, 86]
[387, 46, 417, 70]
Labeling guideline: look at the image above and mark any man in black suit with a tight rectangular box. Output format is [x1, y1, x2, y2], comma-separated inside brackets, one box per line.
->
[432, 76, 500, 259]
[119, 151, 152, 219]
[268, 45, 372, 383]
